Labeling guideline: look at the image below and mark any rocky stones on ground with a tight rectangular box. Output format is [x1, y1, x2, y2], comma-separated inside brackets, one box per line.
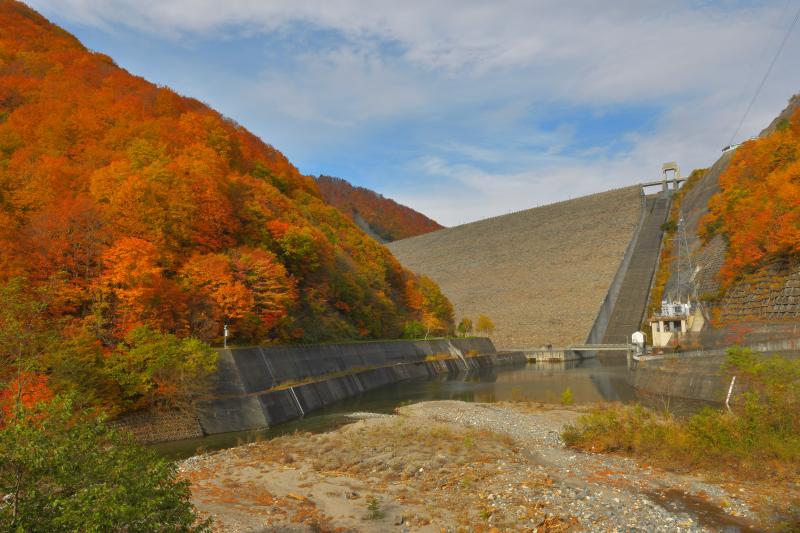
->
[179, 400, 768, 532]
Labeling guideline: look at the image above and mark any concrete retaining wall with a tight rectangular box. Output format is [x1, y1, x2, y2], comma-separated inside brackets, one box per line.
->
[224, 337, 495, 393]
[195, 338, 522, 436]
[634, 356, 731, 403]
[633, 339, 800, 402]
[716, 261, 800, 322]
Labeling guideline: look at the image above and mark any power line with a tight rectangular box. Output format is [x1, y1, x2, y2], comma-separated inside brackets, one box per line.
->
[729, 2, 800, 145]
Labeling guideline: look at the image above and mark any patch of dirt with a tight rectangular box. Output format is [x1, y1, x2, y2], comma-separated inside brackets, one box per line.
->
[180, 400, 781, 532]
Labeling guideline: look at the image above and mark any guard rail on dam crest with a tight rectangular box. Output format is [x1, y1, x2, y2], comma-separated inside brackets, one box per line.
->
[193, 338, 526, 436]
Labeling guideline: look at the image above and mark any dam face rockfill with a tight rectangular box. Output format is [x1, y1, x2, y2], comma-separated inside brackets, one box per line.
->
[388, 187, 644, 348]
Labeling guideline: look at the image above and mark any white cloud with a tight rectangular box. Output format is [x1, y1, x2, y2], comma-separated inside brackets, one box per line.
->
[246, 46, 428, 125]
[26, 0, 800, 226]
[29, 1, 788, 95]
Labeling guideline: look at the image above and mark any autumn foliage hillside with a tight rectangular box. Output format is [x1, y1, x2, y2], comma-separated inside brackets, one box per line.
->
[316, 175, 443, 242]
[701, 106, 800, 286]
[0, 2, 452, 413]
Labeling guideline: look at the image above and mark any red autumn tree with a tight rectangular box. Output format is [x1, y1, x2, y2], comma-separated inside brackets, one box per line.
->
[316, 175, 444, 241]
[0, 372, 53, 424]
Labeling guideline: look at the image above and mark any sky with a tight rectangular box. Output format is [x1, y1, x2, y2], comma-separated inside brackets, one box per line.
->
[25, 0, 800, 226]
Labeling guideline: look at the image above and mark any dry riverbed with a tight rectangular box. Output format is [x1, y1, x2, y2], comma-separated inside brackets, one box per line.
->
[179, 401, 777, 532]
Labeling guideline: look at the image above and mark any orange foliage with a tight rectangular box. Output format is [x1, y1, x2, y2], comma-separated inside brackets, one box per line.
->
[316, 176, 444, 241]
[0, 372, 53, 423]
[229, 247, 297, 330]
[180, 253, 254, 320]
[702, 107, 800, 286]
[94, 237, 174, 335]
[0, 1, 453, 346]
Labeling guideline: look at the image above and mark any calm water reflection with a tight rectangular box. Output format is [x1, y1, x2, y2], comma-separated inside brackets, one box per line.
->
[155, 358, 643, 459]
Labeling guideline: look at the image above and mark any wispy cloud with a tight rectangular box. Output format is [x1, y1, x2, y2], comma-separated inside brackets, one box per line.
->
[27, 0, 800, 225]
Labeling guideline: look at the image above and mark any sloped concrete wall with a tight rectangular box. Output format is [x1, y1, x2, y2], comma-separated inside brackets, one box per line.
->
[225, 337, 495, 393]
[195, 337, 518, 435]
[634, 356, 731, 403]
[255, 351, 525, 426]
[633, 340, 800, 402]
[194, 348, 268, 434]
[714, 261, 800, 323]
[388, 187, 643, 348]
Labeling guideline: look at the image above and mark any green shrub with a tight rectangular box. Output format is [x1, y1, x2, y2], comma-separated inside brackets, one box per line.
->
[562, 403, 686, 459]
[106, 326, 218, 411]
[402, 320, 426, 339]
[560, 387, 574, 406]
[562, 348, 800, 477]
[365, 495, 383, 520]
[660, 220, 678, 233]
[0, 395, 209, 532]
[456, 317, 473, 337]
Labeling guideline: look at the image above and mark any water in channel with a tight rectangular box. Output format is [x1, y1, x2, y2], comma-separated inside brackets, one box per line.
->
[153, 358, 673, 459]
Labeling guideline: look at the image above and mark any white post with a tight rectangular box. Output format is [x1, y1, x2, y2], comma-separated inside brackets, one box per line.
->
[725, 376, 737, 413]
[223, 324, 229, 349]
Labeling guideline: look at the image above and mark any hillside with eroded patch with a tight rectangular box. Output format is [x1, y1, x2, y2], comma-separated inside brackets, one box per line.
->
[316, 175, 444, 242]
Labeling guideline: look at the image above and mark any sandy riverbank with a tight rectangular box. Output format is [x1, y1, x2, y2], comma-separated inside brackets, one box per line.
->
[179, 401, 775, 532]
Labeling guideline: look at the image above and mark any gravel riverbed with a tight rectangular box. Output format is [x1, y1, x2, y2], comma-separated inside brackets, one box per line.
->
[179, 401, 769, 532]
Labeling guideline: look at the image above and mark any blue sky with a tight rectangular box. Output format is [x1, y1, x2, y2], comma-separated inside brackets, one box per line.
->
[26, 0, 800, 225]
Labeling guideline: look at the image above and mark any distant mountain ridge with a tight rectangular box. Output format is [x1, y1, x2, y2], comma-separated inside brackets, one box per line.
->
[316, 175, 444, 242]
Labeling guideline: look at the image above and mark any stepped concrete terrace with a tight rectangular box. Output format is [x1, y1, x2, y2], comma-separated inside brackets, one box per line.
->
[388, 187, 644, 348]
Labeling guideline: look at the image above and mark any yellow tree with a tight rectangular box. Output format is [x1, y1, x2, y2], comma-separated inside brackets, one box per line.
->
[476, 314, 495, 337]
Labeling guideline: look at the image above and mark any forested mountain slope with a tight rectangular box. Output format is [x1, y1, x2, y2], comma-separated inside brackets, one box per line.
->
[660, 94, 800, 329]
[0, 1, 452, 412]
[316, 175, 443, 242]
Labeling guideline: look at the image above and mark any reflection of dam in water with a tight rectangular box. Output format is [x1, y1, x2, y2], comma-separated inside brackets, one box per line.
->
[465, 359, 635, 404]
